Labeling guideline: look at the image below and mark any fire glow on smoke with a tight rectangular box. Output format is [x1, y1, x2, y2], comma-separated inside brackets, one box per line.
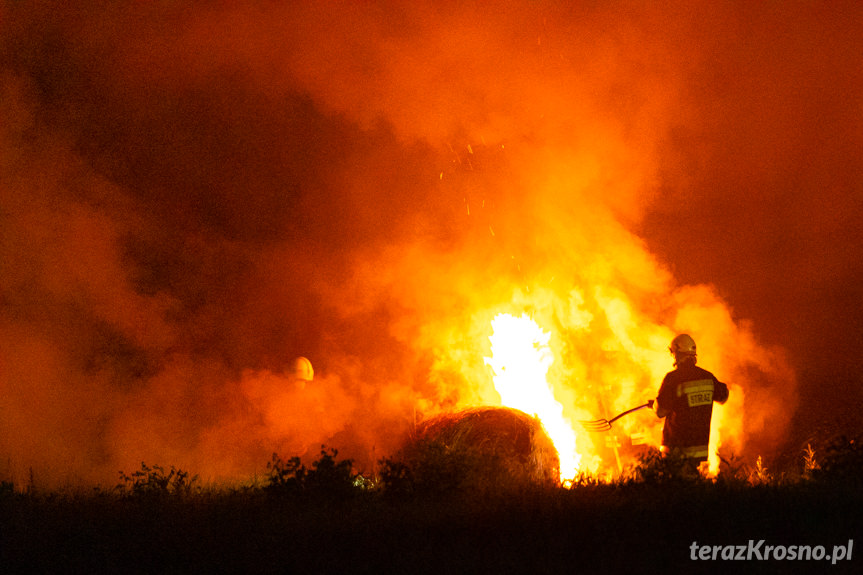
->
[0, 2, 825, 489]
[485, 313, 580, 482]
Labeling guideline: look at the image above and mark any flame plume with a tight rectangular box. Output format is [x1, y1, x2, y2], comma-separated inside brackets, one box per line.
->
[485, 313, 580, 482]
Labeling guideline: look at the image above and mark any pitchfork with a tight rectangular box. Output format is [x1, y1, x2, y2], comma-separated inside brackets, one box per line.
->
[578, 400, 654, 432]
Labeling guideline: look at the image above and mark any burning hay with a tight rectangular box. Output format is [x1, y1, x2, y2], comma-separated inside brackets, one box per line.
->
[394, 406, 560, 493]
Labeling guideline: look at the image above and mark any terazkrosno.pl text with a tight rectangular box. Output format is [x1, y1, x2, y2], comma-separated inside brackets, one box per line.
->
[690, 540, 853, 564]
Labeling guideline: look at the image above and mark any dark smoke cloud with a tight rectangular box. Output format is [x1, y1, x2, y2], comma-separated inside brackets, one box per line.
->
[638, 2, 863, 435]
[1, 1, 861, 485]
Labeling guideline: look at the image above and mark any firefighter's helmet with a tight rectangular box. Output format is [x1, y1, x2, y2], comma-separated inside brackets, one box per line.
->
[669, 334, 697, 357]
[291, 356, 314, 382]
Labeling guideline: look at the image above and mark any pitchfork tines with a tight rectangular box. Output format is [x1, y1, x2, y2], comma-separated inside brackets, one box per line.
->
[578, 401, 654, 433]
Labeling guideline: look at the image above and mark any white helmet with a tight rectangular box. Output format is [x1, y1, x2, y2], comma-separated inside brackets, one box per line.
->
[291, 356, 314, 382]
[669, 334, 697, 358]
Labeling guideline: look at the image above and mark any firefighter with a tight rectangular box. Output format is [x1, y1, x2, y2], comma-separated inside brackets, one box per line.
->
[654, 334, 729, 474]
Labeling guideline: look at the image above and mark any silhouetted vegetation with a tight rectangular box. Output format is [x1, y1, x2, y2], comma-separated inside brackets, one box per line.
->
[265, 446, 359, 499]
[814, 435, 863, 485]
[116, 462, 200, 499]
[1, 443, 861, 573]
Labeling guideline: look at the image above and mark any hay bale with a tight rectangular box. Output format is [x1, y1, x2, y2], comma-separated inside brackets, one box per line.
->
[398, 407, 560, 492]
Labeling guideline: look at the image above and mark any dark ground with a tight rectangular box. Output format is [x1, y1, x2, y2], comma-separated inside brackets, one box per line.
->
[2, 481, 861, 575]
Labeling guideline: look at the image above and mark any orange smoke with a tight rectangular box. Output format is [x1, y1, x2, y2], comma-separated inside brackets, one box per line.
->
[8, 2, 854, 489]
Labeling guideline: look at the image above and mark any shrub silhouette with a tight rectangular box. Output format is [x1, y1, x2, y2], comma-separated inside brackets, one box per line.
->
[377, 455, 415, 497]
[116, 463, 199, 498]
[266, 446, 358, 499]
[815, 435, 863, 484]
[379, 439, 490, 496]
[630, 447, 704, 485]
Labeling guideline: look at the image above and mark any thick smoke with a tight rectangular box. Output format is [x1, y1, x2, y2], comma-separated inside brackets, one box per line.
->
[1, 2, 860, 486]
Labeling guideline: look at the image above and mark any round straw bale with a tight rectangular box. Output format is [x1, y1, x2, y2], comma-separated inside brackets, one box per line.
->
[400, 406, 560, 490]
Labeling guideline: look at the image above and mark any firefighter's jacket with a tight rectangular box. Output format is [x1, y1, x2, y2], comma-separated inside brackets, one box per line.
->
[655, 362, 729, 460]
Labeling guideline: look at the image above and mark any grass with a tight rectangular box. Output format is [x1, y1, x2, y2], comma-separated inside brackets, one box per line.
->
[1, 438, 862, 574]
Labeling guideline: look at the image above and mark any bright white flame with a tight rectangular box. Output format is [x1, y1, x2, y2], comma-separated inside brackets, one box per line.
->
[484, 313, 580, 482]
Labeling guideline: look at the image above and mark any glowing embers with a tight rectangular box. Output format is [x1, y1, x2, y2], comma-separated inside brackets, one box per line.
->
[484, 313, 580, 482]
